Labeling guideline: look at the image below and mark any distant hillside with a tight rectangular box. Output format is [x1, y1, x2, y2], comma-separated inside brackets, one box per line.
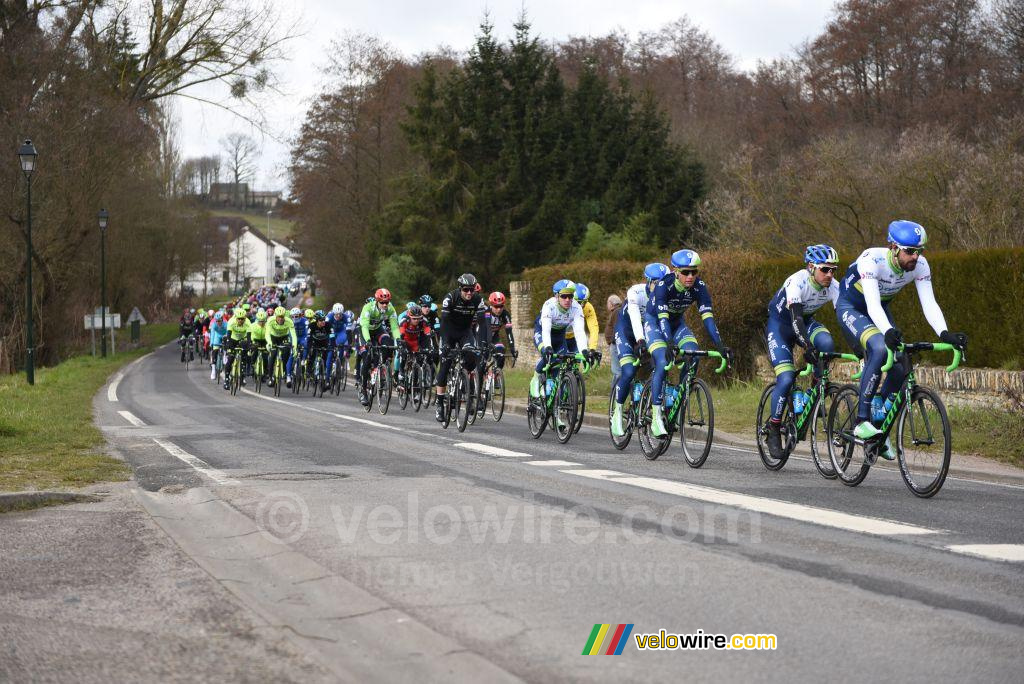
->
[210, 208, 295, 240]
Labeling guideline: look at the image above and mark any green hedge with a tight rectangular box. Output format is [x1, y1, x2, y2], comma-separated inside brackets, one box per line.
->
[522, 248, 1023, 373]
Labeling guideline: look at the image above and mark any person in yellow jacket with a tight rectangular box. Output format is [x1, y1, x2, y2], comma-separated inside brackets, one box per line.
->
[566, 283, 599, 352]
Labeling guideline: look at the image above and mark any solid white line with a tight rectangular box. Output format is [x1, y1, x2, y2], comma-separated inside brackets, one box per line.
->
[560, 469, 941, 537]
[946, 544, 1024, 562]
[117, 410, 146, 427]
[242, 389, 404, 432]
[107, 372, 123, 402]
[455, 442, 533, 458]
[525, 460, 583, 467]
[152, 438, 237, 485]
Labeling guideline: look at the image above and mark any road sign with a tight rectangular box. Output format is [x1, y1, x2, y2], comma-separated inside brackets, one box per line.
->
[84, 314, 121, 330]
[127, 307, 147, 325]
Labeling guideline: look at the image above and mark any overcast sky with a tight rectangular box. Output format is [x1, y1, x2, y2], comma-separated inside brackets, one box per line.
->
[173, 0, 836, 193]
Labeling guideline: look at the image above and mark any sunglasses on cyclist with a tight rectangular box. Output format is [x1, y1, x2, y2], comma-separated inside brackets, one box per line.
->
[900, 247, 925, 256]
[675, 269, 699, 277]
[817, 266, 837, 274]
[460, 287, 474, 293]
[558, 293, 574, 300]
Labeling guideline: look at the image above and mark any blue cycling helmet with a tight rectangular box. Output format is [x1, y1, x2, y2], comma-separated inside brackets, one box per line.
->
[887, 220, 928, 248]
[670, 249, 702, 269]
[406, 301, 417, 312]
[574, 283, 590, 302]
[804, 244, 839, 265]
[552, 278, 576, 295]
[418, 294, 434, 306]
[644, 263, 670, 281]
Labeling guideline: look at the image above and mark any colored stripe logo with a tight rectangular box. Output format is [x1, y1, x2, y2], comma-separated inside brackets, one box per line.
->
[582, 623, 634, 655]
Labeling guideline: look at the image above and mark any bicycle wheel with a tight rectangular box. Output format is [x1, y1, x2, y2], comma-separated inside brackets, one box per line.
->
[526, 387, 548, 439]
[184, 349, 191, 372]
[553, 372, 578, 444]
[810, 384, 845, 479]
[680, 378, 714, 468]
[398, 365, 410, 410]
[490, 368, 505, 421]
[475, 370, 489, 421]
[411, 363, 423, 412]
[897, 386, 951, 498]
[572, 370, 586, 434]
[609, 385, 634, 451]
[441, 372, 456, 429]
[273, 359, 283, 397]
[454, 369, 472, 432]
[377, 363, 392, 415]
[363, 368, 375, 412]
[466, 372, 479, 426]
[254, 358, 264, 394]
[230, 359, 241, 396]
[638, 382, 671, 460]
[339, 356, 348, 391]
[827, 386, 871, 486]
[755, 382, 793, 471]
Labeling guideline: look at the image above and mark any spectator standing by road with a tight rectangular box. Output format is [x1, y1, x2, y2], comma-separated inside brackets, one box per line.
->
[605, 294, 623, 386]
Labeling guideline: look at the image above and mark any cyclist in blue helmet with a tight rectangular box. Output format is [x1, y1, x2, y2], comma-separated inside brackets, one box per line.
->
[835, 220, 967, 460]
[529, 279, 594, 398]
[610, 263, 669, 437]
[643, 249, 731, 437]
[763, 245, 841, 459]
[566, 283, 599, 354]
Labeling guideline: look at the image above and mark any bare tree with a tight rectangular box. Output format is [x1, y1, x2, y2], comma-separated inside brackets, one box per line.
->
[220, 133, 258, 207]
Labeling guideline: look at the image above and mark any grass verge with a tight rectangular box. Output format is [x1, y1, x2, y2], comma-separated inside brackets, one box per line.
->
[0, 323, 178, 492]
[501, 365, 1023, 467]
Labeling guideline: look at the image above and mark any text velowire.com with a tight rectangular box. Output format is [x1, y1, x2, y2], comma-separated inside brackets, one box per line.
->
[634, 630, 778, 651]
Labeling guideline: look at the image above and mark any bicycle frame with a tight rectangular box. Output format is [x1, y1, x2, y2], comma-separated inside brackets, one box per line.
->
[872, 342, 962, 442]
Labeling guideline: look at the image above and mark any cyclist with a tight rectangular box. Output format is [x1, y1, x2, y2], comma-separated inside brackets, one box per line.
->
[222, 307, 251, 389]
[266, 306, 298, 387]
[307, 310, 333, 390]
[644, 249, 731, 437]
[836, 220, 967, 455]
[357, 289, 401, 406]
[483, 291, 516, 368]
[178, 308, 194, 362]
[287, 307, 308, 381]
[396, 303, 433, 383]
[434, 274, 488, 422]
[610, 263, 670, 437]
[208, 311, 228, 381]
[248, 310, 270, 383]
[565, 283, 599, 354]
[529, 279, 592, 399]
[326, 303, 349, 381]
[764, 245, 841, 459]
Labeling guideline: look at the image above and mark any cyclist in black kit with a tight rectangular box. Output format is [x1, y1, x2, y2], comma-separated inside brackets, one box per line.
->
[434, 273, 488, 422]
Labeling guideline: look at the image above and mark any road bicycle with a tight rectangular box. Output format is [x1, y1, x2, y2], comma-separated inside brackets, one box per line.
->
[476, 346, 515, 422]
[330, 344, 349, 395]
[291, 348, 307, 395]
[226, 344, 247, 396]
[360, 344, 397, 414]
[527, 351, 595, 444]
[181, 334, 196, 370]
[637, 349, 727, 465]
[607, 350, 654, 450]
[268, 342, 291, 397]
[827, 342, 962, 498]
[252, 346, 267, 394]
[408, 350, 433, 412]
[755, 351, 860, 476]
[438, 345, 481, 432]
[307, 347, 329, 398]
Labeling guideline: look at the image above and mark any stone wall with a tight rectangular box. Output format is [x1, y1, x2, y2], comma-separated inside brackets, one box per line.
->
[509, 281, 539, 366]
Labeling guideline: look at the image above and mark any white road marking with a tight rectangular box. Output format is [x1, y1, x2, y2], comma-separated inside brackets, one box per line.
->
[455, 442, 533, 458]
[242, 389, 404, 431]
[152, 438, 237, 485]
[946, 544, 1024, 562]
[560, 469, 941, 537]
[525, 460, 583, 467]
[117, 410, 147, 427]
[107, 372, 123, 402]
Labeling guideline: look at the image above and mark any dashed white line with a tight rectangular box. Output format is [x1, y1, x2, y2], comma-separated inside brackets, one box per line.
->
[525, 460, 583, 467]
[455, 442, 533, 458]
[946, 544, 1024, 562]
[117, 410, 146, 427]
[560, 469, 942, 537]
[152, 438, 237, 485]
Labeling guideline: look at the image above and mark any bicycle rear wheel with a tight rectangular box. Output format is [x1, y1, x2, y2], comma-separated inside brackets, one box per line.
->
[527, 378, 548, 438]
[553, 372, 578, 444]
[638, 383, 671, 460]
[681, 378, 714, 468]
[490, 368, 505, 421]
[572, 371, 586, 434]
[609, 385, 634, 451]
[827, 386, 871, 486]
[897, 386, 951, 498]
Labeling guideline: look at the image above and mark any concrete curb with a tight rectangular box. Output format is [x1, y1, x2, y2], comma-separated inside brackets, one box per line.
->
[0, 491, 103, 513]
[502, 399, 1024, 486]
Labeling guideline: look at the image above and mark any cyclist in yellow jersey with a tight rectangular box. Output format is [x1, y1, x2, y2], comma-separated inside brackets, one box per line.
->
[265, 306, 299, 387]
[248, 311, 270, 384]
[223, 308, 251, 390]
[566, 283, 600, 352]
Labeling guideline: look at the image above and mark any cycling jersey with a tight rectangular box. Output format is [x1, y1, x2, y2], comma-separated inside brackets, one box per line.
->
[768, 269, 839, 324]
[226, 317, 250, 341]
[265, 316, 298, 348]
[307, 321, 332, 349]
[534, 297, 588, 350]
[248, 321, 269, 347]
[440, 289, 486, 332]
[484, 308, 515, 346]
[208, 320, 228, 347]
[359, 301, 400, 340]
[643, 274, 722, 350]
[837, 247, 947, 336]
[399, 319, 432, 353]
[565, 300, 599, 350]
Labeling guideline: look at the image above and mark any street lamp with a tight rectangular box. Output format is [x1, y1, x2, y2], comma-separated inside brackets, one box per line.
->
[98, 209, 109, 357]
[266, 210, 273, 284]
[18, 139, 37, 385]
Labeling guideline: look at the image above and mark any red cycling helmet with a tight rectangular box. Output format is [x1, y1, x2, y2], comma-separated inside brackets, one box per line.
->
[488, 292, 506, 306]
[474, 282, 482, 293]
[375, 288, 392, 303]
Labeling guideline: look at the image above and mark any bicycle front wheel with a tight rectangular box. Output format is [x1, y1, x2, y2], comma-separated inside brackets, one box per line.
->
[638, 383, 670, 460]
[897, 386, 951, 498]
[681, 378, 715, 468]
[553, 372, 578, 444]
[377, 364, 392, 415]
[810, 384, 846, 479]
[490, 368, 505, 421]
[455, 369, 471, 432]
[609, 385, 633, 451]
[827, 386, 871, 486]
[755, 382, 794, 471]
[572, 370, 586, 434]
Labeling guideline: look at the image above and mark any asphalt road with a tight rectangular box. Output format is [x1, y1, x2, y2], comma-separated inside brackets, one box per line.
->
[84, 344, 1024, 680]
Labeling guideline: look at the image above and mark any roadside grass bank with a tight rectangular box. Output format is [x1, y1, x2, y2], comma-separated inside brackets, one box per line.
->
[500, 366, 1024, 467]
[0, 323, 178, 493]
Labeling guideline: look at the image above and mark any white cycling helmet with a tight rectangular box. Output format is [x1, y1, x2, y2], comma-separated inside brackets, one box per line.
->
[332, 303, 343, 315]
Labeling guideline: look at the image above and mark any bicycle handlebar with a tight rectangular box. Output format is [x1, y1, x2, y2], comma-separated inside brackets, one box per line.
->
[798, 352, 860, 377]
[668, 349, 728, 374]
[881, 341, 962, 373]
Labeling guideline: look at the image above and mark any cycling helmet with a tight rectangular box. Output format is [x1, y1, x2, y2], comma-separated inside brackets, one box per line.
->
[670, 249, 701, 269]
[182, 308, 190, 315]
[804, 244, 839, 265]
[214, 311, 224, 321]
[255, 311, 268, 322]
[408, 307, 423, 319]
[887, 220, 928, 248]
[332, 303, 343, 315]
[189, 308, 196, 315]
[375, 288, 391, 303]
[207, 309, 214, 318]
[290, 307, 301, 317]
[304, 308, 314, 319]
[574, 284, 590, 302]
[274, 306, 286, 317]
[418, 294, 434, 306]
[488, 292, 506, 306]
[644, 263, 670, 281]
[474, 282, 482, 293]
[314, 311, 326, 321]
[552, 278, 576, 295]
[232, 307, 245, 318]
[242, 303, 250, 310]
[456, 273, 477, 288]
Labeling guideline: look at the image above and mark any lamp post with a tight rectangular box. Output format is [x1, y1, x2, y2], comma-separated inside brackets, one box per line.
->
[18, 140, 37, 384]
[234, 225, 248, 294]
[98, 209, 109, 357]
[266, 210, 273, 284]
